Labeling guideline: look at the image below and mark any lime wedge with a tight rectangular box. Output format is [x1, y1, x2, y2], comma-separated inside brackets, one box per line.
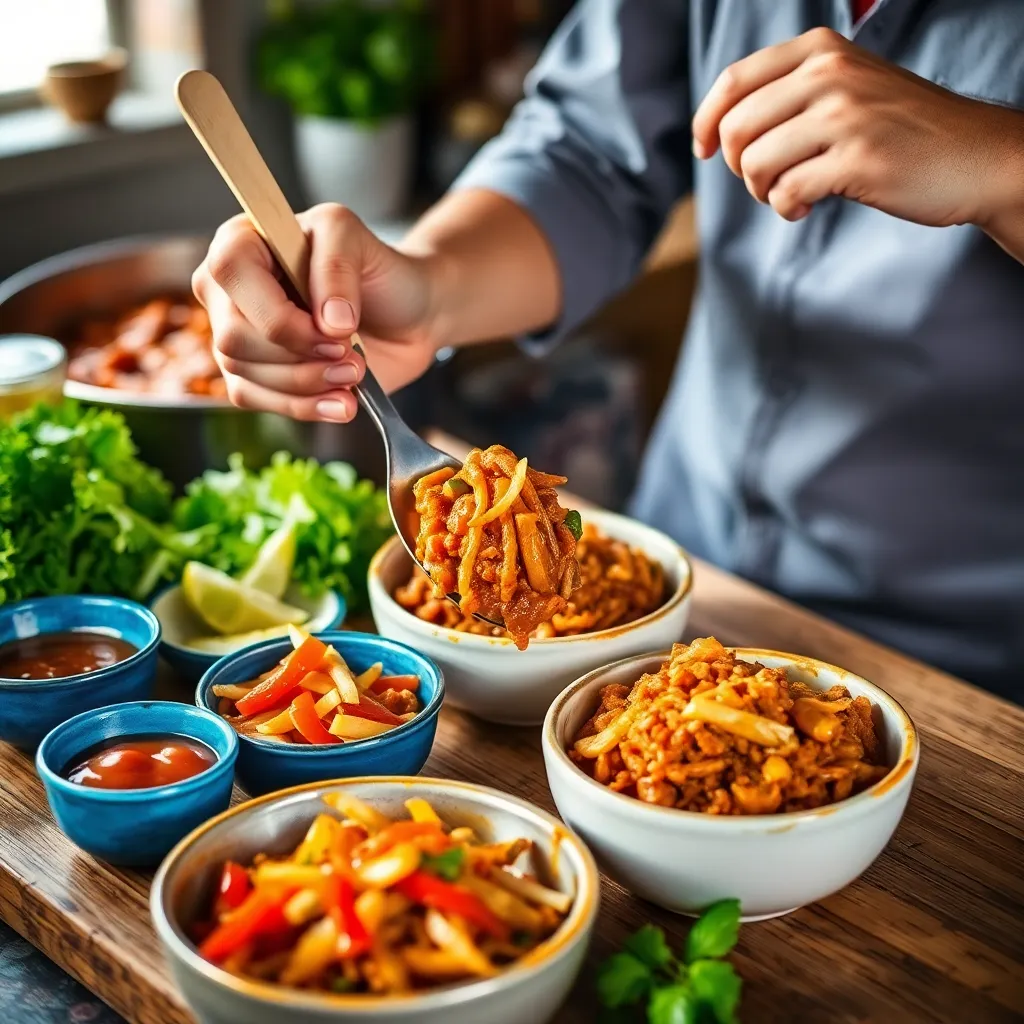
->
[239, 521, 298, 599]
[182, 561, 309, 636]
[186, 623, 293, 655]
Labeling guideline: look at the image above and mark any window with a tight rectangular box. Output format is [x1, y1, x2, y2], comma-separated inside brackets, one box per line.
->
[0, 0, 115, 104]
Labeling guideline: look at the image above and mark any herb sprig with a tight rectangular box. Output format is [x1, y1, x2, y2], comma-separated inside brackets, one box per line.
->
[597, 900, 742, 1024]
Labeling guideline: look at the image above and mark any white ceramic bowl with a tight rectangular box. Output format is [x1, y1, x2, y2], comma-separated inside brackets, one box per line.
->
[542, 649, 919, 921]
[152, 776, 599, 1024]
[367, 509, 693, 725]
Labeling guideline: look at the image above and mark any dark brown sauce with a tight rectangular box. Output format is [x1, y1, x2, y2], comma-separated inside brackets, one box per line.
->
[0, 630, 137, 680]
[64, 734, 217, 790]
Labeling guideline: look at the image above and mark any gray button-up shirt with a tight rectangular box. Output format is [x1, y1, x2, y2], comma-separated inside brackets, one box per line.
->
[454, 0, 1024, 700]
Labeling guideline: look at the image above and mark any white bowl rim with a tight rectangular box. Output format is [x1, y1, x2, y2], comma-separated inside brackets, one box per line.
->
[368, 508, 694, 649]
[151, 775, 599, 1015]
[542, 646, 919, 833]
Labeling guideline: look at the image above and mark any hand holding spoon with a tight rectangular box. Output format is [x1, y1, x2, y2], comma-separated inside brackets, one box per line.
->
[174, 69, 502, 627]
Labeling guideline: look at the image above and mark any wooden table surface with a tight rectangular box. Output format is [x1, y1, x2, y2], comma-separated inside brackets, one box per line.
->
[1, 435, 1022, 1024]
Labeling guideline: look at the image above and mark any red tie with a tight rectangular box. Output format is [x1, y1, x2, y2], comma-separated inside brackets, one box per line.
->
[852, 0, 875, 21]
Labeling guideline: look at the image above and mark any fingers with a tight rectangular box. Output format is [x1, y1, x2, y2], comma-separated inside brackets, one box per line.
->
[767, 152, 842, 220]
[693, 26, 844, 157]
[299, 204, 366, 341]
[717, 70, 821, 179]
[736, 112, 833, 204]
[223, 375, 359, 423]
[197, 215, 349, 361]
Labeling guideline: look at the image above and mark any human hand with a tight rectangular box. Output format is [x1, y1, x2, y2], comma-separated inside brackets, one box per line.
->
[192, 203, 444, 422]
[692, 27, 1024, 230]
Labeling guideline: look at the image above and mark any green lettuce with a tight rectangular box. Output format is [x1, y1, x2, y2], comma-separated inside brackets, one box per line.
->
[0, 401, 176, 603]
[172, 451, 393, 612]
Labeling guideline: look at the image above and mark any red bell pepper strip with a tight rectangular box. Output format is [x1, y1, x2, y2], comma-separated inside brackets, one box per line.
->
[198, 888, 291, 962]
[396, 871, 510, 941]
[235, 636, 328, 716]
[289, 690, 341, 744]
[323, 874, 371, 958]
[213, 861, 251, 916]
[339, 692, 403, 726]
[369, 674, 420, 695]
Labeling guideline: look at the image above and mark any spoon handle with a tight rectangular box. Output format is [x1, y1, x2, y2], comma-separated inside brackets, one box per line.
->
[174, 68, 412, 437]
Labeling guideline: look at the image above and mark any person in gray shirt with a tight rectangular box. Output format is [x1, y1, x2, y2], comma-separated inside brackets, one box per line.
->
[194, 1, 1024, 700]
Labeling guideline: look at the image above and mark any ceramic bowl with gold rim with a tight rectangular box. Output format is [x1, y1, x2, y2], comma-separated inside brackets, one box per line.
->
[542, 648, 919, 921]
[151, 776, 599, 1024]
[368, 508, 693, 725]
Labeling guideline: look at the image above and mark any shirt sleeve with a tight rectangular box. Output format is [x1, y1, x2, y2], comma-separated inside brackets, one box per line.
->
[453, 0, 693, 349]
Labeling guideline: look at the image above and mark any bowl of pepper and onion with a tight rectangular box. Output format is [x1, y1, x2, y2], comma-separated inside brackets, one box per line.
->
[0, 594, 161, 749]
[150, 777, 599, 1024]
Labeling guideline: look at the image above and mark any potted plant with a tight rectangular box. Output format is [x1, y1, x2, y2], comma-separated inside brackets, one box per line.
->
[257, 0, 432, 221]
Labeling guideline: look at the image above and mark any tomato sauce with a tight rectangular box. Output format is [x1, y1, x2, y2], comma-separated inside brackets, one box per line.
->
[64, 734, 216, 790]
[0, 630, 137, 680]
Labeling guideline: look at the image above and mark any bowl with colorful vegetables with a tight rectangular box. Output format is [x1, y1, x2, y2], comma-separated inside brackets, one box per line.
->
[197, 629, 444, 796]
[151, 776, 598, 1024]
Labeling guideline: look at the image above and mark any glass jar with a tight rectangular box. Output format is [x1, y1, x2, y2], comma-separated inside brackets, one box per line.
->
[0, 335, 67, 418]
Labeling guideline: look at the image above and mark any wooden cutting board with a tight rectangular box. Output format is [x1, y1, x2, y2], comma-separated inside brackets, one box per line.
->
[1, 434, 1022, 1024]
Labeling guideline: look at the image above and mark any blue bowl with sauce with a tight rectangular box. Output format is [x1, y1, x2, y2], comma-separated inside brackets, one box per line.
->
[36, 700, 238, 866]
[197, 632, 444, 797]
[0, 595, 161, 750]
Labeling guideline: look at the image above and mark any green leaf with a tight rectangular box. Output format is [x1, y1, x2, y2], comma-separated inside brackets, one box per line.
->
[689, 960, 742, 1024]
[623, 924, 675, 971]
[420, 847, 465, 882]
[564, 509, 583, 541]
[647, 984, 699, 1024]
[596, 952, 653, 1009]
[684, 900, 742, 964]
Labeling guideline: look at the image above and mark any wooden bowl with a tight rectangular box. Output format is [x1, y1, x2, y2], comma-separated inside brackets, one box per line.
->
[42, 48, 127, 123]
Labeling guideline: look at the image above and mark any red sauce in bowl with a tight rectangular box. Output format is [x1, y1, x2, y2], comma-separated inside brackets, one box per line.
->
[0, 630, 137, 680]
[64, 734, 216, 790]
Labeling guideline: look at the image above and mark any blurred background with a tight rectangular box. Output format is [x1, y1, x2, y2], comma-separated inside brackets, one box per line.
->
[0, 0, 697, 510]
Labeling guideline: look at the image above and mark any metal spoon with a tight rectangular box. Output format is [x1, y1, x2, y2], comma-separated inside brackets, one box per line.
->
[175, 69, 502, 627]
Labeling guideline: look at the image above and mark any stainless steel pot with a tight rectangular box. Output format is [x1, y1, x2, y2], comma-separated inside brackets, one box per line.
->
[0, 235, 384, 490]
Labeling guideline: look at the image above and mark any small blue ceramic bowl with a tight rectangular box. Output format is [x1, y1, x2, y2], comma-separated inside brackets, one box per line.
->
[0, 595, 161, 750]
[36, 700, 238, 867]
[197, 632, 444, 797]
[150, 585, 347, 685]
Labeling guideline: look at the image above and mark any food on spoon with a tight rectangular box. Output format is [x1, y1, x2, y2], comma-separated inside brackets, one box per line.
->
[66, 295, 224, 397]
[216, 627, 423, 744]
[64, 735, 217, 789]
[182, 561, 309, 636]
[395, 520, 666, 640]
[0, 630, 137, 680]
[570, 636, 891, 815]
[412, 446, 582, 650]
[190, 792, 572, 993]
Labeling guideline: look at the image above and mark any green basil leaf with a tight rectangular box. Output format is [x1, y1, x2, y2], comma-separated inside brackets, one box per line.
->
[647, 983, 699, 1024]
[684, 899, 742, 963]
[623, 924, 675, 971]
[596, 952, 653, 1009]
[564, 509, 583, 541]
[420, 846, 465, 882]
[689, 959, 742, 1024]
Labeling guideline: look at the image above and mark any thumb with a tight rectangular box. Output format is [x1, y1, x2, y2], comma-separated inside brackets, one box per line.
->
[299, 204, 366, 343]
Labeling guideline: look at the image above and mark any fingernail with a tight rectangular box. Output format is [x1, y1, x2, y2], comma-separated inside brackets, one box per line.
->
[316, 398, 352, 422]
[324, 362, 359, 385]
[692, 138, 708, 159]
[322, 297, 356, 332]
[314, 343, 349, 360]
